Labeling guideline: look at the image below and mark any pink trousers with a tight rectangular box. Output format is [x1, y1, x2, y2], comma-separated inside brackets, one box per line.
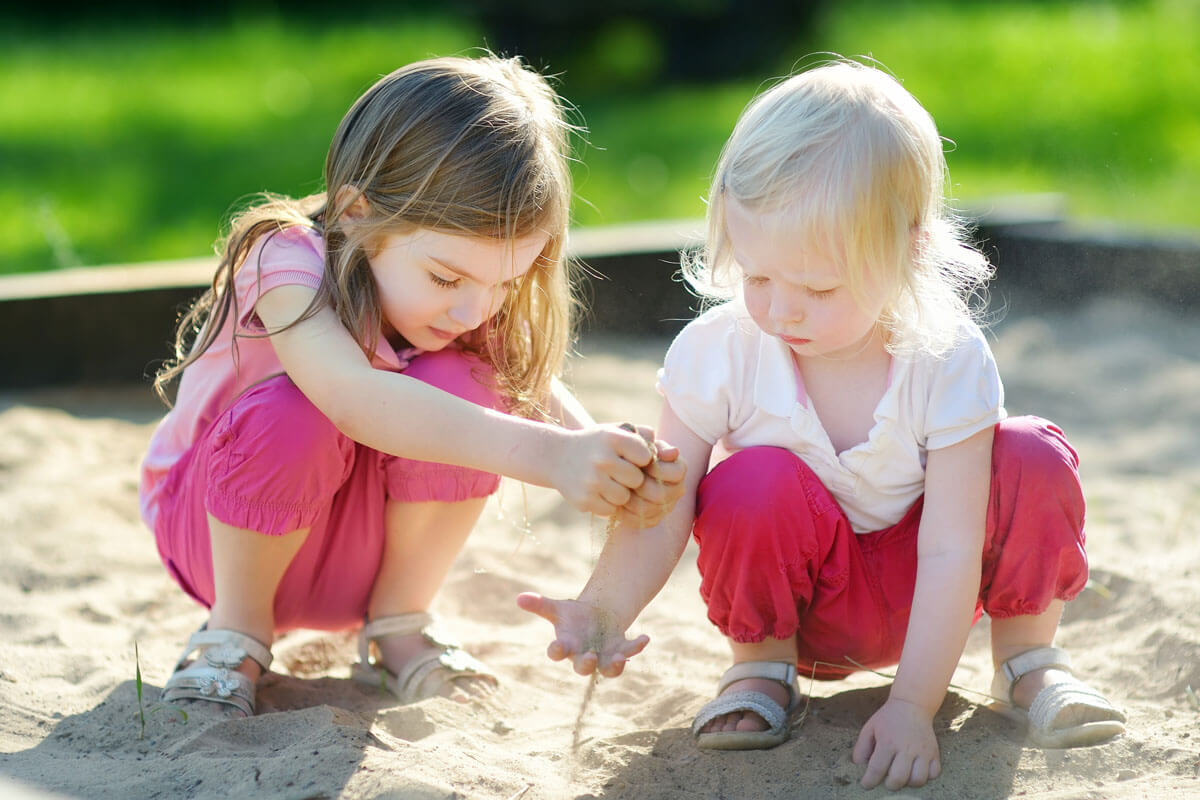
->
[692, 416, 1088, 680]
[151, 349, 503, 633]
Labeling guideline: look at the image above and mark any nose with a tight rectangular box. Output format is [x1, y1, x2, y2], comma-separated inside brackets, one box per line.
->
[770, 288, 805, 325]
[448, 286, 500, 330]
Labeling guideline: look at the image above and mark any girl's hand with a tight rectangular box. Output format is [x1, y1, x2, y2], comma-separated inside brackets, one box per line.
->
[515, 593, 649, 678]
[852, 697, 942, 790]
[611, 425, 688, 529]
[551, 424, 657, 517]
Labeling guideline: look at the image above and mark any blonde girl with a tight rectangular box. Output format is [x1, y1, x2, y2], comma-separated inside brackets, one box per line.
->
[140, 56, 684, 719]
[520, 58, 1124, 791]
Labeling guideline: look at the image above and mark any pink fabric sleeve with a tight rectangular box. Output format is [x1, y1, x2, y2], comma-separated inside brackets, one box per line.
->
[233, 226, 326, 333]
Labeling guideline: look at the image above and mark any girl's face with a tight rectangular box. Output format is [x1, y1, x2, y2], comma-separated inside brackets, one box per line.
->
[726, 198, 888, 361]
[366, 228, 549, 351]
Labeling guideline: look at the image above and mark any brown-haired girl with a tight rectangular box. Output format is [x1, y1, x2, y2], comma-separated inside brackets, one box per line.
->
[140, 56, 684, 718]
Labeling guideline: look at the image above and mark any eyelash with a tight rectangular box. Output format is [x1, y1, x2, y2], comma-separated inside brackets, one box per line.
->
[429, 273, 522, 295]
[744, 276, 837, 299]
[429, 273, 460, 288]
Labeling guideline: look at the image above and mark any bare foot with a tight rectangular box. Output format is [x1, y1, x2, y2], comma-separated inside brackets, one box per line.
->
[698, 676, 792, 734]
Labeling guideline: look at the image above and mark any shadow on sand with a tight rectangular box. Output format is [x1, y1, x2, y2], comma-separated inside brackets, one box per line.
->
[586, 686, 1022, 800]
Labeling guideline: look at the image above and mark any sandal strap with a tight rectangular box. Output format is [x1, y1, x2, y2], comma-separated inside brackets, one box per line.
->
[718, 660, 798, 697]
[177, 628, 274, 672]
[996, 646, 1071, 699]
[692, 689, 789, 737]
[362, 612, 436, 640]
[357, 612, 444, 665]
[162, 662, 257, 717]
[358, 625, 495, 704]
[1029, 680, 1125, 730]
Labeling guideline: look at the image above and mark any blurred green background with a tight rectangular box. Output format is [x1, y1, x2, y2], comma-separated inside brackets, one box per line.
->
[1, 0, 1196, 276]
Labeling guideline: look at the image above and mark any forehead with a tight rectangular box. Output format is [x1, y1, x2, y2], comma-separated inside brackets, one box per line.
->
[724, 197, 841, 281]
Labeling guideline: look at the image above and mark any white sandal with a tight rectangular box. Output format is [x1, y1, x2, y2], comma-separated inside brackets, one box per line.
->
[352, 612, 497, 704]
[161, 627, 274, 717]
[991, 646, 1126, 748]
[692, 660, 801, 750]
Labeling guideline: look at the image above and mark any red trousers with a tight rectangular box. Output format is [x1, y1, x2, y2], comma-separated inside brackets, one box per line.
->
[692, 416, 1088, 680]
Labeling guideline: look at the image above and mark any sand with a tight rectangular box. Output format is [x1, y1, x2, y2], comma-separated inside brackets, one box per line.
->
[1, 291, 1198, 799]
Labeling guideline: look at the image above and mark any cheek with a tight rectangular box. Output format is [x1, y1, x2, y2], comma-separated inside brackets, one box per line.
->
[743, 286, 769, 323]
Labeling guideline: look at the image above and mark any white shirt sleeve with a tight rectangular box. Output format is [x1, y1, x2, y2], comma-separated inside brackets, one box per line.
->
[923, 324, 1006, 451]
[656, 304, 744, 445]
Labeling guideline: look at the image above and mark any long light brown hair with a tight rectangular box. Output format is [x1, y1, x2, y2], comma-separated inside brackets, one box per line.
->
[155, 55, 577, 417]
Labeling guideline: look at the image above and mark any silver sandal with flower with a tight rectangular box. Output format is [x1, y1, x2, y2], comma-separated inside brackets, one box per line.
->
[161, 627, 274, 717]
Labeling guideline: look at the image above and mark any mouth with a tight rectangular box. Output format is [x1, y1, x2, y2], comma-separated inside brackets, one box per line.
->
[779, 335, 812, 346]
[428, 326, 464, 341]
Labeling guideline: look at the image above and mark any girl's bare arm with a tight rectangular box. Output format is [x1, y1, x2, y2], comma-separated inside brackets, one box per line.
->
[254, 285, 652, 512]
[547, 375, 595, 429]
[853, 425, 993, 789]
[519, 400, 713, 675]
[890, 425, 995, 711]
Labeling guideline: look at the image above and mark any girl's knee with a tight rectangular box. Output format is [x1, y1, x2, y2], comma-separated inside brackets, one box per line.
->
[700, 447, 812, 501]
[223, 376, 348, 464]
[205, 377, 356, 533]
[403, 348, 503, 411]
[698, 447, 833, 525]
[695, 447, 832, 549]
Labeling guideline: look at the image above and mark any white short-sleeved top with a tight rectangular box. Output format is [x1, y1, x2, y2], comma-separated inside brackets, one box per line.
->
[657, 299, 1006, 533]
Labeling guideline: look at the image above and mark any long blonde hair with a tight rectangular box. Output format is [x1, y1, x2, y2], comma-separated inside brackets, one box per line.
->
[684, 58, 991, 357]
[155, 55, 577, 417]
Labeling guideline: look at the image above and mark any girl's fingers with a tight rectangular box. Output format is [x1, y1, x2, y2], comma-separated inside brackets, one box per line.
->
[599, 659, 627, 678]
[645, 455, 686, 487]
[573, 651, 599, 676]
[886, 754, 915, 791]
[598, 480, 634, 509]
[851, 727, 873, 766]
[907, 756, 930, 788]
[862, 747, 893, 790]
[612, 429, 655, 469]
[652, 439, 680, 461]
[620, 634, 650, 659]
[609, 455, 647, 491]
[516, 592, 558, 624]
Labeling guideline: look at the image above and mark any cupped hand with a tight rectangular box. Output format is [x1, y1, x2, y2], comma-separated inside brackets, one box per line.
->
[516, 593, 649, 677]
[852, 697, 942, 791]
[609, 425, 687, 529]
[551, 424, 656, 517]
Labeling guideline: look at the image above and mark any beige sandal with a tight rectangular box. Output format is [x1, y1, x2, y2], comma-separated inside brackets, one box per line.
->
[161, 627, 274, 717]
[692, 660, 801, 750]
[991, 646, 1126, 748]
[352, 612, 497, 703]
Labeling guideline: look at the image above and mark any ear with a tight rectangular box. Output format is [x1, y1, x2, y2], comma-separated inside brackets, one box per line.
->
[333, 185, 371, 221]
[909, 223, 929, 258]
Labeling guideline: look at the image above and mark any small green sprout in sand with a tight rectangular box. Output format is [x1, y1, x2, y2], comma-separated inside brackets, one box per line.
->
[134, 642, 187, 739]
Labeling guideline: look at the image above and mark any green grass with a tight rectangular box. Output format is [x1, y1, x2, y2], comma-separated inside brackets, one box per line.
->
[0, 17, 481, 273]
[809, 0, 1200, 230]
[1, 1, 1197, 275]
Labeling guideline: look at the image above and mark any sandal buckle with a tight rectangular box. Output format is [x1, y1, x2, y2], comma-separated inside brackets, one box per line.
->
[201, 669, 238, 698]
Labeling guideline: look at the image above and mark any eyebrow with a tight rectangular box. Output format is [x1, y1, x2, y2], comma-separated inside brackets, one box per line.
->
[427, 255, 473, 278]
